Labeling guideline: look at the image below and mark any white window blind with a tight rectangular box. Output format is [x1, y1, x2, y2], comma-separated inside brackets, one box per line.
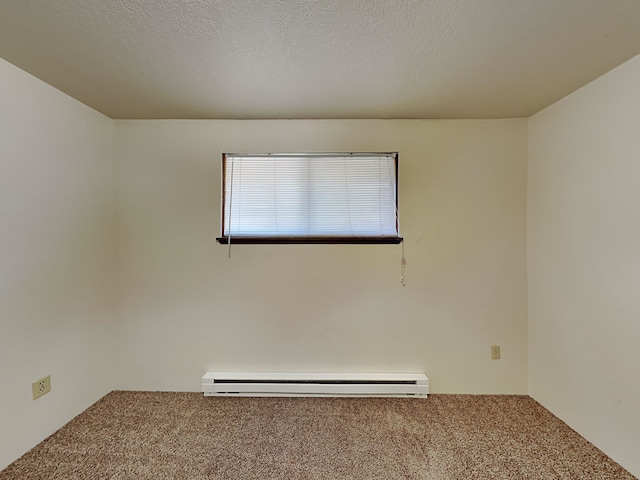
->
[218, 153, 401, 244]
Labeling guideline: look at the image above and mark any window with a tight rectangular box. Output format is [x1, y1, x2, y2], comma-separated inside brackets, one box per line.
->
[217, 153, 402, 244]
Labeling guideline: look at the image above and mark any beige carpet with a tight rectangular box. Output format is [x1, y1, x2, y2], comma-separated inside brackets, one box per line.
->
[0, 392, 635, 479]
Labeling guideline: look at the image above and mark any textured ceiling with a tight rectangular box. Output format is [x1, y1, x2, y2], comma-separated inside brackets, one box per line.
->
[1, 0, 640, 119]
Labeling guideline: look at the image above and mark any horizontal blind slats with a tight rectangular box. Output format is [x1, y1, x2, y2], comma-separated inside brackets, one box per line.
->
[223, 154, 398, 238]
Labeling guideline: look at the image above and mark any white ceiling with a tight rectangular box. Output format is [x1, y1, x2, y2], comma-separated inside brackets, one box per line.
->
[1, 0, 640, 120]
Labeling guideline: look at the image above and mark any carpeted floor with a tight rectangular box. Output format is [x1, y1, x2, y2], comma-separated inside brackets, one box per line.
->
[0, 391, 635, 479]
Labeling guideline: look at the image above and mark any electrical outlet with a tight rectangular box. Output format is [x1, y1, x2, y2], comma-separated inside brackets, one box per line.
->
[32, 375, 51, 400]
[491, 345, 501, 360]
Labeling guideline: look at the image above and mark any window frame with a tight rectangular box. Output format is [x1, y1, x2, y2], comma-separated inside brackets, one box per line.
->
[216, 152, 402, 245]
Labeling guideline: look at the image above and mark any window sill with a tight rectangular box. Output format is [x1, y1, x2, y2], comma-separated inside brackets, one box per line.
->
[216, 236, 403, 245]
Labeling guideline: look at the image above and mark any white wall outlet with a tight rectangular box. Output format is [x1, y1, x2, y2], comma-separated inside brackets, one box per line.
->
[32, 375, 51, 400]
[491, 345, 501, 360]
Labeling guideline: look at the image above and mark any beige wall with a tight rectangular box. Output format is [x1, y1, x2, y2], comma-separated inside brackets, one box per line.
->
[113, 119, 529, 394]
[0, 58, 115, 470]
[528, 54, 640, 476]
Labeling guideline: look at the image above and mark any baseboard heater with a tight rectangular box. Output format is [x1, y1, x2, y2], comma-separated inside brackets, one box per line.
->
[202, 372, 428, 398]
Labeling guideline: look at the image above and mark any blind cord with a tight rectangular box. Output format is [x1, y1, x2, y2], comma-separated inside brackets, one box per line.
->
[400, 240, 406, 286]
[227, 157, 234, 258]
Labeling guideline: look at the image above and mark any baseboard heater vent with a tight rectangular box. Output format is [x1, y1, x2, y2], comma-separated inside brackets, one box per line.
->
[202, 372, 428, 398]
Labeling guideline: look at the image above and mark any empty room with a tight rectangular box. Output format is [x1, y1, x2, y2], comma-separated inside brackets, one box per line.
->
[1, 1, 639, 478]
